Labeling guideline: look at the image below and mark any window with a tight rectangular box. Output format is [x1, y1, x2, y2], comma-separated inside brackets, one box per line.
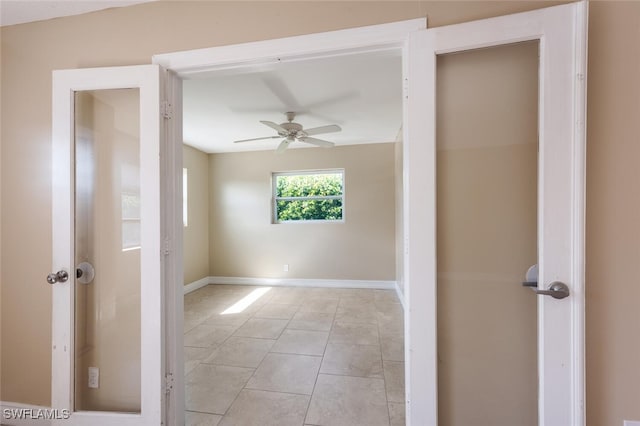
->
[183, 168, 188, 227]
[121, 163, 141, 251]
[121, 193, 141, 251]
[273, 170, 344, 223]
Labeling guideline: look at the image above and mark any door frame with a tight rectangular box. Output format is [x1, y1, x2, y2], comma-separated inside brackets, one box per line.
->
[153, 18, 426, 426]
[152, 3, 587, 424]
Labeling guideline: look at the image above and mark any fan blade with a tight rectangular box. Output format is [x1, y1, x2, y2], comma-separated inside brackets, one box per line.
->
[299, 137, 335, 148]
[234, 135, 281, 143]
[302, 124, 342, 136]
[263, 76, 302, 111]
[305, 91, 359, 111]
[276, 139, 290, 153]
[260, 120, 287, 134]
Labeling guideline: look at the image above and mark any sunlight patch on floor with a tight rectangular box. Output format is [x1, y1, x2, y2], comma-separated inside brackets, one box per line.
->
[221, 287, 272, 315]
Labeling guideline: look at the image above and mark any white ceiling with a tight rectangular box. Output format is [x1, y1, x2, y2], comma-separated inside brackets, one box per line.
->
[183, 50, 403, 153]
[0, 0, 156, 27]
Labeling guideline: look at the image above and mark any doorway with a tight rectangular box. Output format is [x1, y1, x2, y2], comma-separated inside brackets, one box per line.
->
[179, 49, 405, 425]
[153, 18, 423, 426]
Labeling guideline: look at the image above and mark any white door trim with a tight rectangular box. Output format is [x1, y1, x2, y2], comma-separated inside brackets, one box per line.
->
[153, 18, 426, 77]
[160, 68, 184, 426]
[51, 65, 164, 425]
[407, 2, 587, 425]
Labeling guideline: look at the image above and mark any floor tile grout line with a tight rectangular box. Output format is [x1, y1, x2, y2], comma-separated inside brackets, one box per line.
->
[315, 371, 386, 380]
[185, 285, 270, 421]
[269, 349, 327, 356]
[216, 285, 280, 420]
[303, 293, 336, 426]
[237, 387, 316, 398]
[217, 369, 255, 419]
[185, 284, 404, 425]
[220, 285, 312, 423]
[184, 409, 223, 416]
[377, 290, 393, 426]
[199, 336, 276, 367]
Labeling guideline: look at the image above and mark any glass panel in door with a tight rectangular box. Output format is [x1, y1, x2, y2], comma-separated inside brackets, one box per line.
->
[436, 41, 539, 426]
[74, 89, 141, 412]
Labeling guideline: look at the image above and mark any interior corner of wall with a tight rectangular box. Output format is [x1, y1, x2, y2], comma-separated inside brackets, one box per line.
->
[394, 280, 405, 310]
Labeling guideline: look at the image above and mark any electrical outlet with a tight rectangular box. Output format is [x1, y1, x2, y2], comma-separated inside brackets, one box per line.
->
[283, 264, 289, 272]
[88, 367, 99, 389]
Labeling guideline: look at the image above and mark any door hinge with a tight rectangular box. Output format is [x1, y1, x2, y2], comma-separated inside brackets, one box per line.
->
[163, 238, 171, 256]
[164, 372, 174, 395]
[161, 101, 173, 119]
[403, 78, 409, 100]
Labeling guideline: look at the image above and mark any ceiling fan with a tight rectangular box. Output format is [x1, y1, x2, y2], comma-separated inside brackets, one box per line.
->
[234, 112, 341, 153]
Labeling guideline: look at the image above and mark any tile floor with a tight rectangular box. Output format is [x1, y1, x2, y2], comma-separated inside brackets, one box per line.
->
[184, 285, 405, 426]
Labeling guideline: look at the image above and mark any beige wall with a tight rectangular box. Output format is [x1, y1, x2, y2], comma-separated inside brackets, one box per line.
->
[187, 142, 394, 284]
[585, 3, 640, 425]
[208, 144, 396, 280]
[183, 145, 210, 285]
[1, 2, 638, 425]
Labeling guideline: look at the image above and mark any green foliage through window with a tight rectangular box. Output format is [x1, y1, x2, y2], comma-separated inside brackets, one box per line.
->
[274, 172, 344, 222]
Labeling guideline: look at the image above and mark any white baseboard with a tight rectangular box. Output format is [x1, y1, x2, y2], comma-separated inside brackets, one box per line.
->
[183, 276, 210, 294]
[0, 401, 57, 425]
[208, 276, 395, 290]
[394, 280, 405, 309]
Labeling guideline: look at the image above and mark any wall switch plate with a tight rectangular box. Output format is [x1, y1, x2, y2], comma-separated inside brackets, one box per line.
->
[283, 264, 289, 272]
[624, 421, 640, 426]
[88, 367, 99, 388]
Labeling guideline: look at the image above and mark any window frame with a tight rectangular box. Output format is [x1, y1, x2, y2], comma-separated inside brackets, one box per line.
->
[183, 167, 188, 227]
[271, 169, 345, 224]
[121, 191, 141, 251]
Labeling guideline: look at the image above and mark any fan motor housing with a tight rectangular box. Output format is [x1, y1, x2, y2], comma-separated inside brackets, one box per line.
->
[281, 122, 303, 132]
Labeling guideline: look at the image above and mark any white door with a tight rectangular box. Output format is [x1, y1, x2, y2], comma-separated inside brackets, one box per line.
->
[404, 2, 587, 426]
[50, 65, 166, 425]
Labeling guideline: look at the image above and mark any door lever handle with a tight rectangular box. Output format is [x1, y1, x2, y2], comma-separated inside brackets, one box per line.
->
[524, 281, 570, 299]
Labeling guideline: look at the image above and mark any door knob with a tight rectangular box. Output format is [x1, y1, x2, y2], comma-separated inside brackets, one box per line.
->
[76, 261, 95, 284]
[46, 270, 69, 284]
[529, 281, 570, 299]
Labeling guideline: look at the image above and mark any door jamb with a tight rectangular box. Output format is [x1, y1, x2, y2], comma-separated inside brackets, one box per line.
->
[160, 68, 184, 426]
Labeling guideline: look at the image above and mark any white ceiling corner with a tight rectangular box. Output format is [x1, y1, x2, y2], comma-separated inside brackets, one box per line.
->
[0, 0, 157, 27]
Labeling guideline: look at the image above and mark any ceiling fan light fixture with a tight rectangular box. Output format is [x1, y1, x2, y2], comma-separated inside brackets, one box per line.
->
[234, 111, 340, 152]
